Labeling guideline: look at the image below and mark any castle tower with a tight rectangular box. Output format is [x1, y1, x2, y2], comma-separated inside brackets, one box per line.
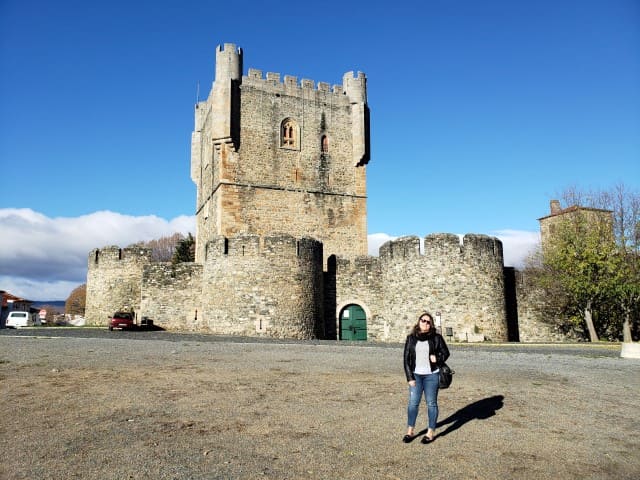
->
[200, 234, 324, 338]
[85, 246, 152, 325]
[191, 44, 370, 264]
[538, 199, 614, 249]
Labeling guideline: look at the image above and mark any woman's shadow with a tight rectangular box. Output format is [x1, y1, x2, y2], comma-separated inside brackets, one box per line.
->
[417, 395, 504, 439]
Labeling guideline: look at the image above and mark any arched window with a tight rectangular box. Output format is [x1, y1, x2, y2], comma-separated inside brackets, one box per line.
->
[281, 118, 299, 149]
[321, 135, 329, 153]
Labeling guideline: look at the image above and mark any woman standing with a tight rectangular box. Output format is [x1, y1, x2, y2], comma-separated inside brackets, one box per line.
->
[402, 312, 450, 444]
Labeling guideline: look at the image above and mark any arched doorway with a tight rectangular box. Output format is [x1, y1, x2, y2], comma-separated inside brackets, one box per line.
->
[339, 304, 367, 341]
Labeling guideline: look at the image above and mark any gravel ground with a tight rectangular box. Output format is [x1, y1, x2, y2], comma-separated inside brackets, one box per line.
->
[1, 333, 639, 479]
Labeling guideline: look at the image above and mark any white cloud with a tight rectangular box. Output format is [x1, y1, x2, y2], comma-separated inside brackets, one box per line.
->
[491, 229, 540, 268]
[0, 209, 540, 302]
[0, 208, 196, 301]
[367, 233, 397, 256]
[367, 230, 539, 268]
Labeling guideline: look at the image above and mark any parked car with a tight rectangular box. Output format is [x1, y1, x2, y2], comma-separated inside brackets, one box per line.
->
[6, 311, 39, 328]
[108, 311, 135, 330]
[108, 312, 154, 331]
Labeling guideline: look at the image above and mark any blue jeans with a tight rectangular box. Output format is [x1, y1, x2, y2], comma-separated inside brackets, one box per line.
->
[407, 372, 439, 430]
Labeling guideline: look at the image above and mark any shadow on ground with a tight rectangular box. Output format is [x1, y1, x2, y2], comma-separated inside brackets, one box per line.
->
[438, 394, 505, 437]
[413, 394, 505, 440]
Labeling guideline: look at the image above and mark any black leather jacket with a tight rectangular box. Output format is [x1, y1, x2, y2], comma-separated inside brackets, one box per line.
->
[403, 332, 450, 382]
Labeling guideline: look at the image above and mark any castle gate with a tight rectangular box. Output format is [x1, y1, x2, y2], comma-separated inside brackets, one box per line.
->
[339, 304, 367, 341]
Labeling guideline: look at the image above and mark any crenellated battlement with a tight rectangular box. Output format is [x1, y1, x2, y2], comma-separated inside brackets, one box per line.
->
[242, 68, 366, 103]
[215, 42, 243, 82]
[88, 246, 153, 268]
[379, 233, 503, 264]
[379, 236, 421, 259]
[85, 43, 534, 343]
[204, 234, 323, 261]
[461, 233, 504, 263]
[342, 71, 367, 103]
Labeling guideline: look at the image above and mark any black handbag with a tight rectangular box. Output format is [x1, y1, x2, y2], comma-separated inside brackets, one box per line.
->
[438, 363, 454, 389]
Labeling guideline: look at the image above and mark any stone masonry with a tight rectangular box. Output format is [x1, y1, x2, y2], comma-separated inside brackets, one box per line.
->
[191, 44, 369, 265]
[85, 43, 560, 343]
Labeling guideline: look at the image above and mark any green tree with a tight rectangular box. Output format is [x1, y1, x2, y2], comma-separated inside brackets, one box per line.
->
[531, 184, 640, 342]
[521, 247, 575, 333]
[171, 233, 195, 264]
[609, 250, 640, 342]
[603, 185, 640, 342]
[541, 210, 619, 341]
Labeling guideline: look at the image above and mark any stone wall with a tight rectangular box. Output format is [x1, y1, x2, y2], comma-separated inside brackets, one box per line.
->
[85, 246, 152, 326]
[84, 43, 576, 343]
[209, 183, 367, 263]
[139, 263, 203, 330]
[191, 44, 369, 264]
[515, 270, 581, 342]
[85, 233, 574, 343]
[334, 255, 383, 339]
[199, 234, 324, 338]
[335, 234, 508, 343]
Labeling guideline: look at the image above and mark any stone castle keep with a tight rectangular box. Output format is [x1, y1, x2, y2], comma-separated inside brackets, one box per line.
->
[85, 43, 556, 342]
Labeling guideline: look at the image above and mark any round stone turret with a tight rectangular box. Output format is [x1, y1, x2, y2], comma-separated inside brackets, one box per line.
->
[343, 71, 367, 104]
[215, 43, 243, 83]
[201, 234, 324, 339]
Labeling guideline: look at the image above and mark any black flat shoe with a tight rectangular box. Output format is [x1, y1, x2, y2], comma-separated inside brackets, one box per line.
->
[402, 434, 413, 443]
[420, 435, 433, 444]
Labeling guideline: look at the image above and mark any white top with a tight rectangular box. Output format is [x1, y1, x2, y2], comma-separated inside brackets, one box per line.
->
[414, 340, 432, 375]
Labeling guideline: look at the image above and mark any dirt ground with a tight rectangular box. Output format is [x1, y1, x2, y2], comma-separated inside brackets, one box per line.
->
[1, 334, 639, 479]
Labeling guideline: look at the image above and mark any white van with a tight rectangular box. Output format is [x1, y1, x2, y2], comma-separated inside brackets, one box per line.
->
[6, 311, 39, 328]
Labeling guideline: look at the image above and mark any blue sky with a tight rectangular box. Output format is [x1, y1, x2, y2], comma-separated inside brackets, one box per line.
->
[1, 0, 639, 300]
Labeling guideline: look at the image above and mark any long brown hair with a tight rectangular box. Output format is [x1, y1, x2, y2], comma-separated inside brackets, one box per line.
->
[412, 311, 434, 336]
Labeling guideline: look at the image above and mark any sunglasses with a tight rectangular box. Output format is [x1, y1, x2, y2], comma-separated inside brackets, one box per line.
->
[419, 319, 431, 324]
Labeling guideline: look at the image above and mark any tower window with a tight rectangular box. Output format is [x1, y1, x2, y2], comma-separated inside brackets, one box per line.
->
[321, 135, 329, 153]
[280, 118, 300, 150]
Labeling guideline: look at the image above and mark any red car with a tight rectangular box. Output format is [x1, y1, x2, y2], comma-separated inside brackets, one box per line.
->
[108, 311, 135, 330]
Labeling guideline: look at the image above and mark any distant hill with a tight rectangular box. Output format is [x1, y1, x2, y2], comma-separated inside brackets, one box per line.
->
[32, 300, 65, 310]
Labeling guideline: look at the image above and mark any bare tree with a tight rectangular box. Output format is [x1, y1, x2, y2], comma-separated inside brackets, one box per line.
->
[129, 233, 185, 262]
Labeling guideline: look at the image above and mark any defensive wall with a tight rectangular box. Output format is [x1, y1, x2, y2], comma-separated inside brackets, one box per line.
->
[85, 246, 152, 326]
[84, 43, 568, 342]
[198, 234, 324, 339]
[241, 68, 367, 104]
[86, 232, 513, 341]
[140, 262, 203, 331]
[514, 270, 582, 342]
[334, 234, 509, 342]
[85, 234, 325, 340]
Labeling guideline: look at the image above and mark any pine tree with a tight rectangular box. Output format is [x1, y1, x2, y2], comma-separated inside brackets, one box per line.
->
[172, 233, 195, 264]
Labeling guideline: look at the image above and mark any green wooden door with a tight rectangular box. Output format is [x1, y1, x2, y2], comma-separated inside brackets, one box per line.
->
[340, 304, 367, 341]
